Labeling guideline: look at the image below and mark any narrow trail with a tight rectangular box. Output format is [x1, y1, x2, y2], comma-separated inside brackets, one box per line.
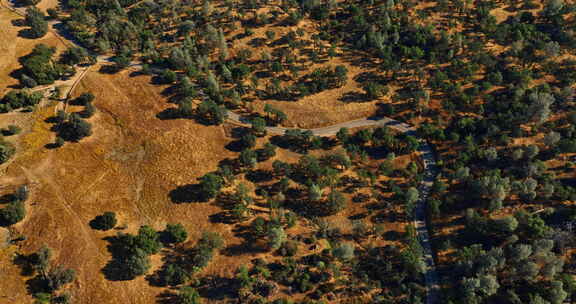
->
[2, 1, 441, 302]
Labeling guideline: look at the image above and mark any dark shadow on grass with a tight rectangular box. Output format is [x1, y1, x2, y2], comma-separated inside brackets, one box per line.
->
[245, 169, 274, 184]
[0, 194, 15, 204]
[224, 140, 245, 152]
[169, 184, 207, 203]
[339, 91, 369, 103]
[156, 290, 179, 304]
[98, 65, 122, 74]
[156, 108, 182, 120]
[43, 143, 61, 149]
[209, 211, 238, 224]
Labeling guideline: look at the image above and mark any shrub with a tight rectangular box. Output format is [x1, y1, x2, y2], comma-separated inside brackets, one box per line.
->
[162, 223, 188, 244]
[0, 201, 26, 226]
[332, 243, 355, 261]
[20, 74, 37, 88]
[279, 240, 298, 256]
[57, 114, 92, 142]
[80, 102, 95, 118]
[75, 92, 95, 105]
[54, 136, 65, 148]
[3, 125, 21, 136]
[125, 248, 151, 278]
[0, 141, 16, 164]
[178, 286, 201, 304]
[90, 212, 117, 231]
[161, 264, 189, 286]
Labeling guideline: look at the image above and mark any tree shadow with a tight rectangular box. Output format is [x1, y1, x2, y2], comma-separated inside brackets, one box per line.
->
[25, 275, 51, 296]
[208, 211, 238, 224]
[156, 290, 180, 304]
[98, 65, 122, 74]
[224, 140, 246, 152]
[17, 28, 41, 39]
[168, 184, 207, 203]
[196, 275, 238, 301]
[0, 193, 16, 204]
[156, 108, 183, 120]
[12, 253, 36, 276]
[245, 169, 274, 184]
[339, 91, 369, 103]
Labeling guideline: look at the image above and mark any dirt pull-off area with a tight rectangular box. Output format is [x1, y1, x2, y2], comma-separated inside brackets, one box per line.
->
[0, 70, 249, 303]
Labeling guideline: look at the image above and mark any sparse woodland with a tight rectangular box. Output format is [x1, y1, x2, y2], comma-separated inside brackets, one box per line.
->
[1, 0, 576, 303]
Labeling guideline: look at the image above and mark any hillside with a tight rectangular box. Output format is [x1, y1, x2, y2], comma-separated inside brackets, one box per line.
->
[0, 0, 575, 304]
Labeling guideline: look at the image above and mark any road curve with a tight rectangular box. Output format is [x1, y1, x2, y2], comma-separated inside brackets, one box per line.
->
[1, 1, 441, 302]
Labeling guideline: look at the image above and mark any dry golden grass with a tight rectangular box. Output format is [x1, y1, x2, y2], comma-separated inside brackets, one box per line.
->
[0, 245, 30, 304]
[0, 7, 66, 96]
[218, 13, 384, 128]
[36, 0, 59, 12]
[0, 69, 253, 303]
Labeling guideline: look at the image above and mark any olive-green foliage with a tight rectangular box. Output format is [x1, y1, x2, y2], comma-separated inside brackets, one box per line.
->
[198, 173, 224, 200]
[57, 113, 92, 142]
[135, 225, 162, 255]
[162, 223, 188, 244]
[25, 7, 48, 38]
[178, 286, 202, 304]
[0, 90, 42, 112]
[197, 99, 227, 125]
[125, 248, 151, 278]
[60, 47, 90, 65]
[0, 200, 25, 226]
[19, 44, 58, 85]
[90, 211, 117, 231]
[3, 125, 22, 136]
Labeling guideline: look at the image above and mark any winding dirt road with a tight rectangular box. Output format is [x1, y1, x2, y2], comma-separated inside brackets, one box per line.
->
[1, 1, 441, 302]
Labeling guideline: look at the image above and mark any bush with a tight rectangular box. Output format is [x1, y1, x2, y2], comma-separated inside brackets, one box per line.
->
[162, 223, 188, 244]
[3, 125, 21, 136]
[75, 92, 95, 106]
[0, 201, 25, 226]
[160, 69, 177, 84]
[178, 286, 201, 304]
[332, 242, 355, 261]
[46, 8, 59, 20]
[160, 264, 189, 286]
[90, 212, 117, 231]
[57, 114, 92, 142]
[0, 141, 16, 164]
[125, 248, 151, 278]
[279, 240, 298, 256]
[80, 102, 95, 118]
[54, 136, 65, 148]
[20, 74, 37, 88]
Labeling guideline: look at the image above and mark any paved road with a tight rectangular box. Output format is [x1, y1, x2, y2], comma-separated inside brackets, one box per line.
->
[2, 1, 441, 302]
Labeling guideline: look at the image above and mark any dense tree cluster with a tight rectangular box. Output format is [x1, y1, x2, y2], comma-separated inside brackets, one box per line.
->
[25, 7, 48, 38]
[0, 90, 42, 112]
[18, 44, 62, 86]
